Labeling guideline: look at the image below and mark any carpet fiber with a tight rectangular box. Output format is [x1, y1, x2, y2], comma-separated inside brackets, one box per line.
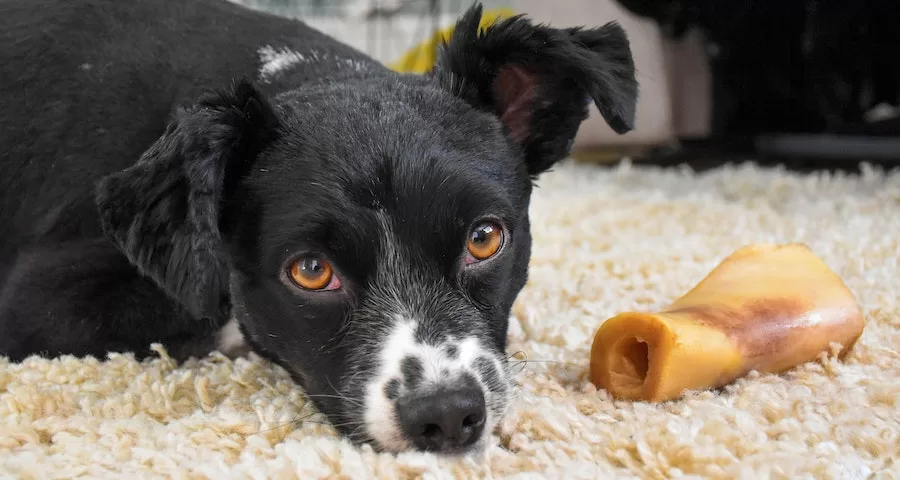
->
[2, 160, 898, 479]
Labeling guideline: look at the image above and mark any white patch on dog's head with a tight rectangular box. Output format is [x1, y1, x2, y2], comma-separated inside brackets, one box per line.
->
[257, 45, 306, 82]
[257, 45, 371, 83]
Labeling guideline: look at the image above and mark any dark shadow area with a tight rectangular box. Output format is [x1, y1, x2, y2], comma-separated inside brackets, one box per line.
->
[610, 0, 900, 176]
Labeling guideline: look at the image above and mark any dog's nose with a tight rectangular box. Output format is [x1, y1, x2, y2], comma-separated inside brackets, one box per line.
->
[396, 387, 487, 452]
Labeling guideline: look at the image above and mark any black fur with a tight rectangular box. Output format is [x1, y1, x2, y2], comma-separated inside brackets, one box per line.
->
[96, 81, 281, 321]
[0, 0, 637, 453]
[401, 356, 425, 389]
[445, 344, 460, 359]
[384, 379, 402, 401]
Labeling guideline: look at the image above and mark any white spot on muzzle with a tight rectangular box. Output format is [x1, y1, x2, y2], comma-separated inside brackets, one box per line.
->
[363, 318, 417, 451]
[362, 316, 509, 453]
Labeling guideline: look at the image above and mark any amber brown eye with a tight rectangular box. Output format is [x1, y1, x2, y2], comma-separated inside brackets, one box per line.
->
[467, 221, 504, 261]
[289, 256, 336, 290]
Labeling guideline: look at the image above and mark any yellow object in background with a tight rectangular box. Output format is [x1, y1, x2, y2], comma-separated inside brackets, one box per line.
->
[387, 8, 515, 73]
[589, 243, 866, 402]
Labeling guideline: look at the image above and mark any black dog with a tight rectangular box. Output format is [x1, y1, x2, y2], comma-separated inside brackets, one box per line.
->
[0, 0, 637, 454]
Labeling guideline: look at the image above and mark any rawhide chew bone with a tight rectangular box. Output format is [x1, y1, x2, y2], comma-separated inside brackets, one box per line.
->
[589, 243, 865, 402]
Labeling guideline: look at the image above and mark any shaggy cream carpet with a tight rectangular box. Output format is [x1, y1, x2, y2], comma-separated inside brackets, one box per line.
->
[1, 159, 898, 479]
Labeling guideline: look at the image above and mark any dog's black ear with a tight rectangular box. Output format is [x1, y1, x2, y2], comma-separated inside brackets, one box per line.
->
[433, 4, 638, 175]
[95, 79, 280, 321]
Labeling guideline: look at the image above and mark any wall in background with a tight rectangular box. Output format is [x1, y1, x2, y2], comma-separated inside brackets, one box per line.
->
[229, 0, 510, 64]
[228, 0, 704, 151]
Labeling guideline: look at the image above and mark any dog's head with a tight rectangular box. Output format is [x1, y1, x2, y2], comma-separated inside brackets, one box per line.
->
[95, 5, 637, 454]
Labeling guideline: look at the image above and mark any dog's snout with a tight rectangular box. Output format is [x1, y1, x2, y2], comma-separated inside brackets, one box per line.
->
[397, 387, 486, 452]
[363, 328, 507, 453]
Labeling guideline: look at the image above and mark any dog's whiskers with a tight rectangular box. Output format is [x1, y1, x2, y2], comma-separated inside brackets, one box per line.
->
[506, 350, 578, 366]
[325, 376, 364, 408]
[505, 350, 582, 378]
[254, 407, 324, 435]
[325, 419, 368, 430]
[304, 393, 364, 407]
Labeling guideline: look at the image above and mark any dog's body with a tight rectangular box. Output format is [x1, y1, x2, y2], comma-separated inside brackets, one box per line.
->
[0, 0, 386, 360]
[0, 0, 637, 454]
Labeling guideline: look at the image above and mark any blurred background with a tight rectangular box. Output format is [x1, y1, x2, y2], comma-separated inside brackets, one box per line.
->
[230, 0, 900, 173]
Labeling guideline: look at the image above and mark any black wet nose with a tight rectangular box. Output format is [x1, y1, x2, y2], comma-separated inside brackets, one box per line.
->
[397, 387, 487, 452]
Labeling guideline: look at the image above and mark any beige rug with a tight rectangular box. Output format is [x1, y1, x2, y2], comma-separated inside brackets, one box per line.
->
[2, 159, 898, 479]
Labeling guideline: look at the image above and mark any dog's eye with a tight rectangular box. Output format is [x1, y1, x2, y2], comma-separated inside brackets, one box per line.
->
[289, 256, 341, 291]
[466, 221, 504, 263]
